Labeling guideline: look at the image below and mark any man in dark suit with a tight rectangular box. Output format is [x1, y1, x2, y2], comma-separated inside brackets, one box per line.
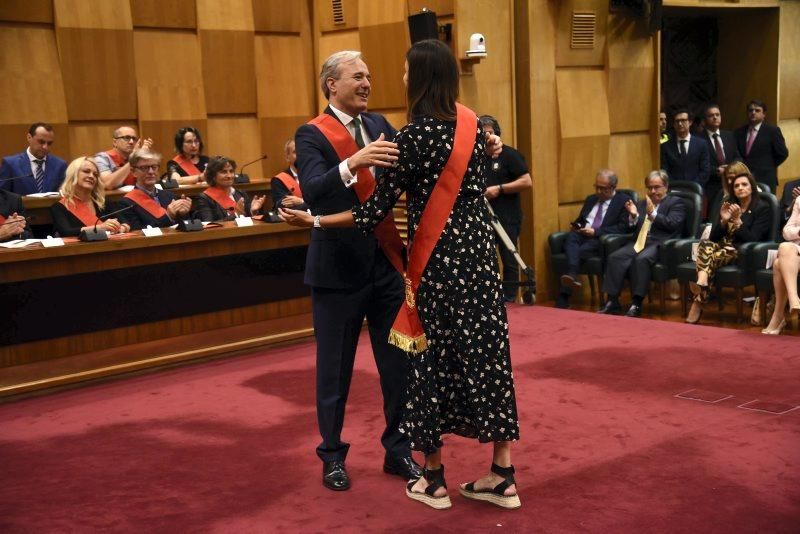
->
[0, 123, 67, 195]
[270, 139, 307, 211]
[294, 50, 421, 492]
[702, 104, 741, 206]
[660, 109, 711, 193]
[598, 170, 687, 317]
[557, 169, 632, 309]
[735, 99, 789, 192]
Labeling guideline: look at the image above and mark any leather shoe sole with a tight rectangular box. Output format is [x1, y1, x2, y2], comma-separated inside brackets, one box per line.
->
[560, 274, 582, 289]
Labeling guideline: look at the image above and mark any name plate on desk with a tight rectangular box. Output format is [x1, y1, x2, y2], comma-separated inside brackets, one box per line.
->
[41, 237, 65, 248]
[142, 226, 163, 237]
[235, 216, 254, 227]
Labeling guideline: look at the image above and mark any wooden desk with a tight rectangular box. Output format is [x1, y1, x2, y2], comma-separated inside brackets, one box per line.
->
[21, 178, 271, 226]
[0, 220, 312, 397]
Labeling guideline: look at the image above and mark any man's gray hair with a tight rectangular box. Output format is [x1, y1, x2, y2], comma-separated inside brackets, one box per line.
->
[596, 169, 618, 187]
[319, 50, 362, 99]
[646, 169, 669, 187]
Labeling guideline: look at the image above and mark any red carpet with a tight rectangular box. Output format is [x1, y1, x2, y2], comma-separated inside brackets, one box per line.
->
[1, 306, 798, 533]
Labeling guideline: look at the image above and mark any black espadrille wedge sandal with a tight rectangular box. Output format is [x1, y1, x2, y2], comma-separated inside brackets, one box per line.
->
[405, 465, 452, 510]
[459, 463, 521, 509]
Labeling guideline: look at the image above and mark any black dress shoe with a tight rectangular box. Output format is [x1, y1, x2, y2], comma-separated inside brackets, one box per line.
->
[597, 301, 622, 314]
[383, 454, 423, 480]
[625, 304, 642, 317]
[322, 460, 350, 491]
[555, 295, 570, 309]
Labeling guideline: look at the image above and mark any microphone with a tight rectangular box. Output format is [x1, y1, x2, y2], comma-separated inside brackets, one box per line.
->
[160, 170, 179, 190]
[79, 203, 135, 242]
[0, 173, 34, 184]
[236, 155, 267, 184]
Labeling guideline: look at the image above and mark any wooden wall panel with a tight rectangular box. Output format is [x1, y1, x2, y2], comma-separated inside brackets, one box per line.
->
[196, 0, 254, 30]
[777, 119, 800, 183]
[359, 0, 407, 24]
[55, 0, 132, 29]
[556, 69, 610, 137]
[381, 111, 407, 131]
[317, 0, 359, 32]
[559, 136, 610, 203]
[555, 0, 608, 67]
[0, 0, 53, 23]
[558, 202, 583, 231]
[200, 30, 257, 114]
[255, 35, 315, 117]
[139, 119, 208, 167]
[779, 1, 800, 120]
[608, 132, 653, 192]
[131, 0, 196, 29]
[206, 117, 263, 176]
[133, 30, 206, 121]
[607, 14, 655, 134]
[253, 0, 301, 33]
[358, 23, 409, 110]
[261, 116, 311, 178]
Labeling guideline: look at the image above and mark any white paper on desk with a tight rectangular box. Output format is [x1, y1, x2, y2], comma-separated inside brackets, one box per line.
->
[142, 225, 163, 237]
[41, 236, 65, 248]
[0, 239, 41, 248]
[25, 192, 61, 198]
[235, 216, 254, 227]
[766, 249, 778, 269]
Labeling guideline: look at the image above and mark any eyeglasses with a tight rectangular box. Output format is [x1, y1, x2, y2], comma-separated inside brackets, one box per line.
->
[115, 135, 139, 142]
[594, 184, 614, 191]
[134, 164, 159, 172]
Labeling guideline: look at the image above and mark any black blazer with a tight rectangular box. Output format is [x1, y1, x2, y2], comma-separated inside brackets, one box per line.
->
[193, 188, 252, 221]
[575, 191, 632, 237]
[628, 195, 687, 246]
[294, 107, 397, 289]
[271, 169, 308, 211]
[734, 122, 789, 190]
[119, 189, 177, 229]
[703, 129, 741, 198]
[0, 189, 32, 241]
[709, 199, 771, 245]
[50, 200, 116, 237]
[660, 135, 711, 189]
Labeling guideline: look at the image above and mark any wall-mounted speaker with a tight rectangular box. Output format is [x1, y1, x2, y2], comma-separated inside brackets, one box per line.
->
[408, 10, 438, 44]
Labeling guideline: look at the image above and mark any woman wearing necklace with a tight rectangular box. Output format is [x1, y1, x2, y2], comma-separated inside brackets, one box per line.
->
[193, 156, 265, 221]
[167, 127, 209, 185]
[51, 157, 130, 237]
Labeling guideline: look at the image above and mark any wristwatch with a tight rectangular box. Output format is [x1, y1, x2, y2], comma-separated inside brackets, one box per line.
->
[313, 215, 323, 229]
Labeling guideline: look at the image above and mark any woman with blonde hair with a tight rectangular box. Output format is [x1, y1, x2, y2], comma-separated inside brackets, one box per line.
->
[51, 157, 129, 237]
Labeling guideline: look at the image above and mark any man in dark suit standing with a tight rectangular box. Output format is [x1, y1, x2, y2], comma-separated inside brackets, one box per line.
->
[702, 104, 740, 206]
[735, 99, 789, 192]
[660, 109, 711, 193]
[557, 169, 632, 309]
[294, 50, 421, 492]
[598, 170, 687, 317]
[0, 123, 67, 195]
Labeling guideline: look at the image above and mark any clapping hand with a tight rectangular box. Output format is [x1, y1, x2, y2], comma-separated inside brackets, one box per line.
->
[281, 195, 305, 208]
[624, 199, 638, 217]
[278, 207, 313, 227]
[485, 133, 503, 159]
[250, 194, 265, 214]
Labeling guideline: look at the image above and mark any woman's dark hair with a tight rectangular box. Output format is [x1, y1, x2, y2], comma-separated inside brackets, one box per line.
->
[174, 127, 204, 156]
[406, 39, 459, 122]
[205, 156, 236, 186]
[478, 115, 501, 136]
[729, 171, 760, 209]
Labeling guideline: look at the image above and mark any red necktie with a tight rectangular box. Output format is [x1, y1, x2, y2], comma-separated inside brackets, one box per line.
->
[712, 133, 725, 165]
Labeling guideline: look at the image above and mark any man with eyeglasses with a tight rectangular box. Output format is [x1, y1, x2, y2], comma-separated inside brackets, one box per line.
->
[702, 104, 740, 207]
[95, 126, 153, 190]
[598, 170, 687, 317]
[556, 169, 631, 309]
[734, 99, 788, 192]
[660, 108, 710, 194]
[0, 122, 67, 195]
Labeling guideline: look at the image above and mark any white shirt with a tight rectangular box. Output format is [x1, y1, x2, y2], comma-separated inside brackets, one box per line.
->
[26, 148, 46, 173]
[676, 133, 691, 153]
[706, 129, 726, 160]
[329, 103, 372, 188]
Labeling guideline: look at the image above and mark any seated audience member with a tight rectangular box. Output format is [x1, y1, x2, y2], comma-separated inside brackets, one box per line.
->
[557, 169, 632, 309]
[779, 177, 800, 225]
[0, 123, 67, 195]
[166, 127, 209, 185]
[0, 188, 31, 241]
[660, 108, 710, 193]
[51, 157, 130, 237]
[119, 149, 192, 229]
[95, 126, 153, 190]
[702, 104, 741, 206]
[193, 156, 265, 222]
[735, 99, 789, 193]
[686, 167, 770, 323]
[762, 199, 800, 335]
[598, 170, 687, 317]
[271, 139, 306, 211]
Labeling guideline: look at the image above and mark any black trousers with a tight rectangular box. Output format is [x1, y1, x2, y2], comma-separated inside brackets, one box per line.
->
[311, 252, 409, 463]
[560, 232, 602, 296]
[494, 220, 521, 300]
[602, 242, 660, 299]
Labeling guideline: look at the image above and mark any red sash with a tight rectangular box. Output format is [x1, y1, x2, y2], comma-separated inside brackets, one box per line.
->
[59, 198, 98, 227]
[273, 171, 303, 198]
[308, 113, 405, 274]
[388, 104, 477, 353]
[106, 150, 136, 186]
[172, 154, 201, 176]
[203, 186, 237, 211]
[125, 188, 167, 219]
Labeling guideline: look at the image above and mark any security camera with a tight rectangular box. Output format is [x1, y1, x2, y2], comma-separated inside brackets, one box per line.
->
[466, 33, 487, 58]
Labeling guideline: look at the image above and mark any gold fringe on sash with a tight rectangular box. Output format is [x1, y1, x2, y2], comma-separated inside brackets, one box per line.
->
[388, 329, 428, 354]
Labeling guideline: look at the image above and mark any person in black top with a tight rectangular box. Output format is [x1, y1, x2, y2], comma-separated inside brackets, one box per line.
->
[271, 139, 307, 211]
[51, 156, 130, 237]
[686, 165, 771, 323]
[478, 115, 532, 302]
[734, 99, 789, 192]
[166, 127, 209, 185]
[0, 188, 31, 241]
[193, 156, 265, 221]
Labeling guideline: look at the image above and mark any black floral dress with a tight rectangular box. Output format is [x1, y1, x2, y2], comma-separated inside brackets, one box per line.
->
[352, 116, 520, 454]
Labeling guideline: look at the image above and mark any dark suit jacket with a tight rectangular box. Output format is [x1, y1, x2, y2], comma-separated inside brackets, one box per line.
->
[735, 122, 789, 190]
[660, 136, 711, 189]
[50, 201, 116, 237]
[271, 169, 308, 211]
[0, 151, 67, 194]
[294, 106, 397, 289]
[193, 188, 252, 221]
[0, 189, 32, 240]
[575, 191, 632, 237]
[709, 199, 771, 245]
[628, 195, 687, 247]
[119, 188, 177, 230]
[703, 129, 741, 200]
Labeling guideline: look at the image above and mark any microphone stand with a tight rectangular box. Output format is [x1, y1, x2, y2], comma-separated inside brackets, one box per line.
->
[235, 155, 268, 184]
[79, 203, 135, 242]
